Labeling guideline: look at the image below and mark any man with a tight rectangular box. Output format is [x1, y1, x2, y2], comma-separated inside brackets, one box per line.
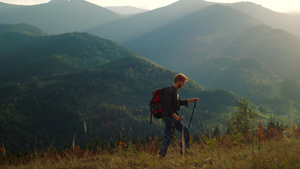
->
[159, 73, 199, 157]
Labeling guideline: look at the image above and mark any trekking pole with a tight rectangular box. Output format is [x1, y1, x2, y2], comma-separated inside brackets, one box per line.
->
[188, 102, 197, 128]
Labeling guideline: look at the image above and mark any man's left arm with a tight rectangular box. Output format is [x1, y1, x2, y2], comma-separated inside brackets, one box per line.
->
[187, 98, 199, 104]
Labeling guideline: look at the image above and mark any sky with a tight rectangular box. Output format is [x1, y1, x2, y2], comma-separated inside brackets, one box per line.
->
[1, 0, 300, 13]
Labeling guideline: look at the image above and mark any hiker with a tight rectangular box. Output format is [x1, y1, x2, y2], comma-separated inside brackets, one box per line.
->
[159, 73, 199, 157]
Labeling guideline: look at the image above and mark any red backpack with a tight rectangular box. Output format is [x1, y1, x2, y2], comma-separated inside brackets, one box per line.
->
[149, 87, 169, 124]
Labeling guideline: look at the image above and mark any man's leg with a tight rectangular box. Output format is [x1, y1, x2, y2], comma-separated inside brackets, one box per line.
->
[174, 121, 190, 150]
[159, 117, 175, 156]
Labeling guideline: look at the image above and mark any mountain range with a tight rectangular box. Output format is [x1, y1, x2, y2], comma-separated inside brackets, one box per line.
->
[1, 0, 299, 38]
[87, 0, 300, 42]
[71, 0, 300, 104]
[123, 4, 300, 104]
[1, 0, 300, 152]
[0, 24, 239, 152]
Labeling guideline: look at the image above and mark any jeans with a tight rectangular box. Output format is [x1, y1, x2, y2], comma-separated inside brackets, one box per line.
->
[159, 116, 190, 156]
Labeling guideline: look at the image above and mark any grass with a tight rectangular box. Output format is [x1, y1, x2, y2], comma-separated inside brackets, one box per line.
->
[1, 125, 300, 169]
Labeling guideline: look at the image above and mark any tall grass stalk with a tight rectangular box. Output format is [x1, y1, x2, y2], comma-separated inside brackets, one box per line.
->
[84, 120, 87, 150]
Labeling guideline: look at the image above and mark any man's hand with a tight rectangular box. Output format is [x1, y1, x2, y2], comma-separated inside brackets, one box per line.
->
[172, 114, 184, 121]
[178, 116, 184, 121]
[188, 98, 199, 104]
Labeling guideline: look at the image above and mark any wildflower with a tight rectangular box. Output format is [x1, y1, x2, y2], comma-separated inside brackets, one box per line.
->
[119, 141, 126, 149]
[119, 141, 125, 146]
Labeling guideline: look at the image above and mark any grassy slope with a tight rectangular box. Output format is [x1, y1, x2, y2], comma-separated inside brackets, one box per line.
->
[2, 129, 300, 168]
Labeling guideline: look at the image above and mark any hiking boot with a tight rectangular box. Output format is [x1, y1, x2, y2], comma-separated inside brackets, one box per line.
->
[159, 152, 165, 157]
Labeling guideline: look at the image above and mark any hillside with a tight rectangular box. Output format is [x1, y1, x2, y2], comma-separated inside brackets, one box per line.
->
[0, 56, 238, 152]
[3, 132, 300, 168]
[0, 23, 49, 35]
[221, 25, 300, 80]
[0, 0, 122, 34]
[188, 56, 280, 101]
[0, 26, 140, 85]
[2, 115, 300, 168]
[0, 24, 239, 152]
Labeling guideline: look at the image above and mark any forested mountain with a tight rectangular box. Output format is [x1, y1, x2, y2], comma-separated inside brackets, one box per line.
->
[0, 24, 239, 152]
[0, 0, 122, 34]
[125, 4, 260, 67]
[124, 4, 300, 104]
[220, 25, 300, 80]
[0, 24, 140, 85]
[188, 56, 280, 101]
[0, 23, 49, 35]
[0, 56, 238, 152]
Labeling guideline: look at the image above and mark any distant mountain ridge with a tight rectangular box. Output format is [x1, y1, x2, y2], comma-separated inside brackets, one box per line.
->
[106, 6, 148, 15]
[0, 0, 122, 34]
[228, 2, 300, 37]
[1, 0, 299, 40]
[87, 0, 214, 42]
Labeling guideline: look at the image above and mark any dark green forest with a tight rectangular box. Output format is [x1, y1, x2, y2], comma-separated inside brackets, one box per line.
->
[0, 24, 140, 85]
[0, 56, 238, 152]
[0, 24, 239, 152]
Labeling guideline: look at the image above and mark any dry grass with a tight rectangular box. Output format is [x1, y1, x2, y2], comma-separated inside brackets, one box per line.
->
[1, 125, 300, 169]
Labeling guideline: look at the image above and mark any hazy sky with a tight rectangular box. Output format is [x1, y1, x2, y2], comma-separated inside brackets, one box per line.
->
[1, 0, 300, 13]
